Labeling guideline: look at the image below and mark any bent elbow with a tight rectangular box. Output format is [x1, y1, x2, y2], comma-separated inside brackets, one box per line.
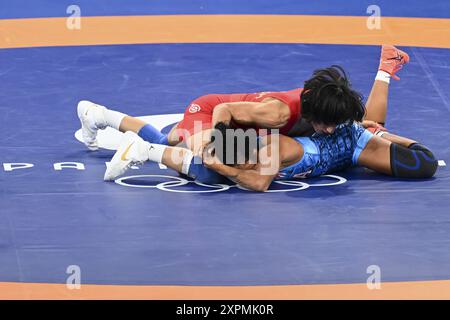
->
[253, 186, 267, 192]
[267, 110, 289, 128]
[254, 180, 272, 192]
[241, 180, 270, 192]
[254, 185, 267, 192]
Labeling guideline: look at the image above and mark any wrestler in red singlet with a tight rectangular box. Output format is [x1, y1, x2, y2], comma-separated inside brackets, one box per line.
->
[176, 88, 303, 141]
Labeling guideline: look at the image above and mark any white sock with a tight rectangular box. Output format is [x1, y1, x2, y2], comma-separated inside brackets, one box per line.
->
[147, 143, 166, 163]
[102, 108, 127, 131]
[376, 70, 391, 84]
[181, 150, 194, 175]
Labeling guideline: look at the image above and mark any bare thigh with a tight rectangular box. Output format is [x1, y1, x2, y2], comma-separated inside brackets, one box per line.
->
[184, 129, 213, 155]
[168, 122, 212, 151]
[167, 122, 182, 146]
[357, 135, 392, 175]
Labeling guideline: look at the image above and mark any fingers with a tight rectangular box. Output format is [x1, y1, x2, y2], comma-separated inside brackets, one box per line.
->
[202, 144, 221, 167]
[361, 120, 378, 128]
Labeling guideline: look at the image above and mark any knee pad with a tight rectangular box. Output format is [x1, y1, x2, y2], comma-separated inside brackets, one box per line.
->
[390, 143, 438, 178]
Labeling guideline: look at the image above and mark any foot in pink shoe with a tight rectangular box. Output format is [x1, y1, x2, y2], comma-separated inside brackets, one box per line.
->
[378, 45, 410, 80]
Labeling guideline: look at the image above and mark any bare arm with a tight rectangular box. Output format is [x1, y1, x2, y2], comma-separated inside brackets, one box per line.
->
[206, 162, 277, 192]
[211, 98, 291, 130]
[203, 141, 282, 192]
[375, 131, 416, 148]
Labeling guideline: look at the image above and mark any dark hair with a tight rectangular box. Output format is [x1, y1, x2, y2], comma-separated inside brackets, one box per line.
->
[300, 65, 365, 125]
[210, 122, 258, 165]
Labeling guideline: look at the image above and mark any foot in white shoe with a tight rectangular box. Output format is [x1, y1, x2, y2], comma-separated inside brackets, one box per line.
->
[104, 131, 151, 181]
[77, 100, 107, 151]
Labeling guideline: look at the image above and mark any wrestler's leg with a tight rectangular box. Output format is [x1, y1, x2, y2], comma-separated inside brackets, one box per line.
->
[161, 145, 226, 183]
[364, 80, 389, 125]
[104, 131, 226, 183]
[118, 116, 146, 133]
[167, 94, 222, 150]
[172, 111, 214, 154]
[77, 100, 170, 149]
[364, 45, 410, 125]
[357, 135, 392, 174]
[137, 93, 219, 147]
[167, 123, 182, 145]
[357, 135, 437, 178]
[364, 51, 418, 148]
[78, 100, 143, 133]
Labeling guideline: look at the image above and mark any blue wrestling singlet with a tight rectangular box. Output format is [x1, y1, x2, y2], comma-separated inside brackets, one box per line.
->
[278, 123, 374, 179]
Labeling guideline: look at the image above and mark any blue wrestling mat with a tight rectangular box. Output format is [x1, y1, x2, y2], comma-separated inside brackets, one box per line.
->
[1, 0, 449, 297]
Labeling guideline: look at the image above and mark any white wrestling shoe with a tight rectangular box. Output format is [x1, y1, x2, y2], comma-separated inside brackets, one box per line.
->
[104, 131, 151, 181]
[77, 100, 107, 150]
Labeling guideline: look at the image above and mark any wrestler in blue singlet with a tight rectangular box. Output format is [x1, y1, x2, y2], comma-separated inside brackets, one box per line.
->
[278, 122, 374, 179]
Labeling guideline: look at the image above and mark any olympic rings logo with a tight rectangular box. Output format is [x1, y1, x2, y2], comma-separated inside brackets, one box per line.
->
[114, 174, 347, 193]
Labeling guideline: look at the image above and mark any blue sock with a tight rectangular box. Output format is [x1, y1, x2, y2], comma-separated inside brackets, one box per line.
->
[187, 156, 230, 184]
[159, 135, 169, 145]
[138, 124, 169, 145]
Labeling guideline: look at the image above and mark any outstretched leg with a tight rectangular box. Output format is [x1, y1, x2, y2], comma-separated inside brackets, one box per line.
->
[358, 46, 437, 178]
[77, 100, 174, 150]
[103, 131, 226, 183]
[364, 45, 410, 125]
[357, 134, 437, 178]
[364, 80, 390, 125]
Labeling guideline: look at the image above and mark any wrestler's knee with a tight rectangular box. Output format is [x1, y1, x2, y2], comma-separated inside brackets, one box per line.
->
[390, 143, 438, 178]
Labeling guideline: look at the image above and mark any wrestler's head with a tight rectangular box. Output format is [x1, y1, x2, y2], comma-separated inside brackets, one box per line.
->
[301, 65, 365, 134]
[209, 122, 259, 168]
